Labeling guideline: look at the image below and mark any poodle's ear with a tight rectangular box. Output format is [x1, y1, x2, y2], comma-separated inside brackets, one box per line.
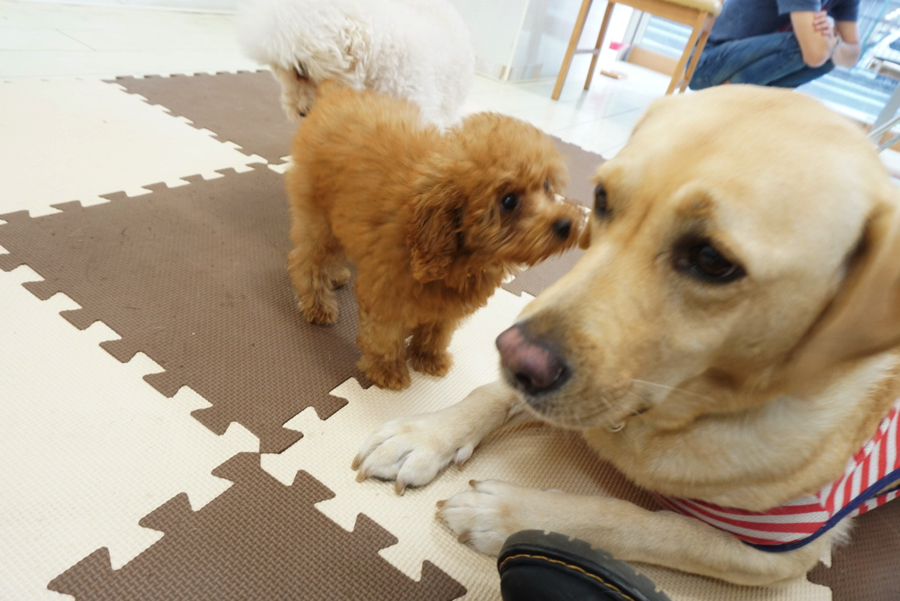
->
[408, 180, 465, 283]
[786, 195, 900, 388]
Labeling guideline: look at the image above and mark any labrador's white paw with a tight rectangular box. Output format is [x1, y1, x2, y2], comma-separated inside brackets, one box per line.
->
[437, 480, 537, 556]
[353, 410, 477, 494]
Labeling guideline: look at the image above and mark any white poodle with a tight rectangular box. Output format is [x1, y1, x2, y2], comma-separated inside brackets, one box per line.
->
[236, 0, 475, 127]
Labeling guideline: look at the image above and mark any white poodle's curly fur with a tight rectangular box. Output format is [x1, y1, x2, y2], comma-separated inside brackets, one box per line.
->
[236, 0, 475, 126]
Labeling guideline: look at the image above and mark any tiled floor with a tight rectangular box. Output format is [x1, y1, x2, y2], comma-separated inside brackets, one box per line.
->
[0, 0, 672, 158]
[0, 0, 258, 79]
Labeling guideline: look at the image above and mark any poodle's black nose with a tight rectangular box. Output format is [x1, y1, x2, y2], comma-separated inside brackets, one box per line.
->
[298, 110, 307, 118]
[552, 219, 572, 240]
[496, 325, 567, 394]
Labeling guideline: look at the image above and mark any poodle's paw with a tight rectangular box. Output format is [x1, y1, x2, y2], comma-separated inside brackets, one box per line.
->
[353, 408, 479, 494]
[329, 266, 352, 289]
[408, 348, 453, 377]
[360, 357, 411, 391]
[437, 480, 539, 556]
[300, 295, 339, 325]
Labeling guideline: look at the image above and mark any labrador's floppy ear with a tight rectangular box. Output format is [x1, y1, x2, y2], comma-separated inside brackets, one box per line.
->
[786, 195, 900, 387]
[407, 179, 465, 283]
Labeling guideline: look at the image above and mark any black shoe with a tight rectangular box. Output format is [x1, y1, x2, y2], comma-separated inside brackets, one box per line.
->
[497, 530, 671, 601]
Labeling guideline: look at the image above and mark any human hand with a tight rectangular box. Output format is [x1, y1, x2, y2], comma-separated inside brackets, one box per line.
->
[813, 10, 835, 36]
[812, 10, 840, 56]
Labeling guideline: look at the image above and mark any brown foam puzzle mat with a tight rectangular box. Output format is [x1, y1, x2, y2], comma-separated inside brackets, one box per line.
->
[1, 71, 897, 601]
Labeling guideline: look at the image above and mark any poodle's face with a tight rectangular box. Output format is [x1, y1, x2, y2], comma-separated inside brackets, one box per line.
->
[410, 113, 586, 283]
[270, 64, 318, 121]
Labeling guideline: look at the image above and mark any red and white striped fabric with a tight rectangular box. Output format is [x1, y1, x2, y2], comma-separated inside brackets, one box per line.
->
[653, 399, 900, 552]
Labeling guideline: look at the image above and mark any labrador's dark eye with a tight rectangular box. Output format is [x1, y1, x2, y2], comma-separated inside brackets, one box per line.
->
[674, 241, 745, 283]
[594, 184, 609, 217]
[544, 179, 551, 192]
[500, 193, 518, 212]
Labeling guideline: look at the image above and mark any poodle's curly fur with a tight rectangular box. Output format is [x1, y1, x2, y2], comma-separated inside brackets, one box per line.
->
[236, 0, 474, 126]
[285, 83, 585, 390]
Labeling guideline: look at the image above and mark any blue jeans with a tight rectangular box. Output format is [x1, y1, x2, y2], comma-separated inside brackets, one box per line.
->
[688, 31, 835, 90]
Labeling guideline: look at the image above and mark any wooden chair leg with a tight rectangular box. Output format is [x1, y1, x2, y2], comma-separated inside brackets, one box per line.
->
[679, 14, 715, 93]
[665, 10, 706, 95]
[552, 0, 594, 100]
[584, 2, 616, 91]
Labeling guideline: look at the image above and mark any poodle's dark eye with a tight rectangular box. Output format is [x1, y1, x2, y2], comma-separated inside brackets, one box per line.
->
[500, 193, 518, 212]
[673, 241, 745, 284]
[594, 184, 609, 217]
[543, 179, 551, 192]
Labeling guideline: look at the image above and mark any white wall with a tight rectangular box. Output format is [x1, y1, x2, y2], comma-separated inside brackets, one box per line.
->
[446, 0, 530, 80]
[449, 0, 632, 81]
[512, 0, 633, 80]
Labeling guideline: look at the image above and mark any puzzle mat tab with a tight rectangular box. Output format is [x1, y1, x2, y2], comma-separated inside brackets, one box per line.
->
[0, 264, 258, 601]
[0, 164, 354, 456]
[0, 73, 896, 600]
[114, 71, 294, 166]
[0, 78, 264, 219]
[0, 159, 464, 598]
[48, 453, 466, 601]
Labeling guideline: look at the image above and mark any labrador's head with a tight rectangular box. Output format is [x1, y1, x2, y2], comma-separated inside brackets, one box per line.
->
[497, 85, 900, 433]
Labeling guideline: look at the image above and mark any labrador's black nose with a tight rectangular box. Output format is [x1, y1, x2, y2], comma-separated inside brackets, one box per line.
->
[496, 325, 567, 394]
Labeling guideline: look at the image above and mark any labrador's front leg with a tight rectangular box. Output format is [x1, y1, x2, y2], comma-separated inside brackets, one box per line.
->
[437, 480, 834, 586]
[354, 380, 526, 493]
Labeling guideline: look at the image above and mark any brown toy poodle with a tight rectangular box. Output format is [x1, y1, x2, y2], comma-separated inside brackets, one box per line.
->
[285, 82, 584, 390]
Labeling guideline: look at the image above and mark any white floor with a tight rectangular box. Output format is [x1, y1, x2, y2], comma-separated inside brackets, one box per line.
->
[0, 0, 675, 159]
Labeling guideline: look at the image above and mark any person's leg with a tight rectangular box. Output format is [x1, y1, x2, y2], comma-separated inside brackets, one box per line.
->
[689, 32, 807, 90]
[687, 42, 728, 90]
[726, 32, 815, 86]
[767, 60, 835, 88]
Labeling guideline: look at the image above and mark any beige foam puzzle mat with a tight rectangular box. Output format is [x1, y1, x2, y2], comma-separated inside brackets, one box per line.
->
[1, 70, 897, 601]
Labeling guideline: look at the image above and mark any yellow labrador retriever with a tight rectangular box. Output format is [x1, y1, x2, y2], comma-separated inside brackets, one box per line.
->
[353, 85, 900, 585]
